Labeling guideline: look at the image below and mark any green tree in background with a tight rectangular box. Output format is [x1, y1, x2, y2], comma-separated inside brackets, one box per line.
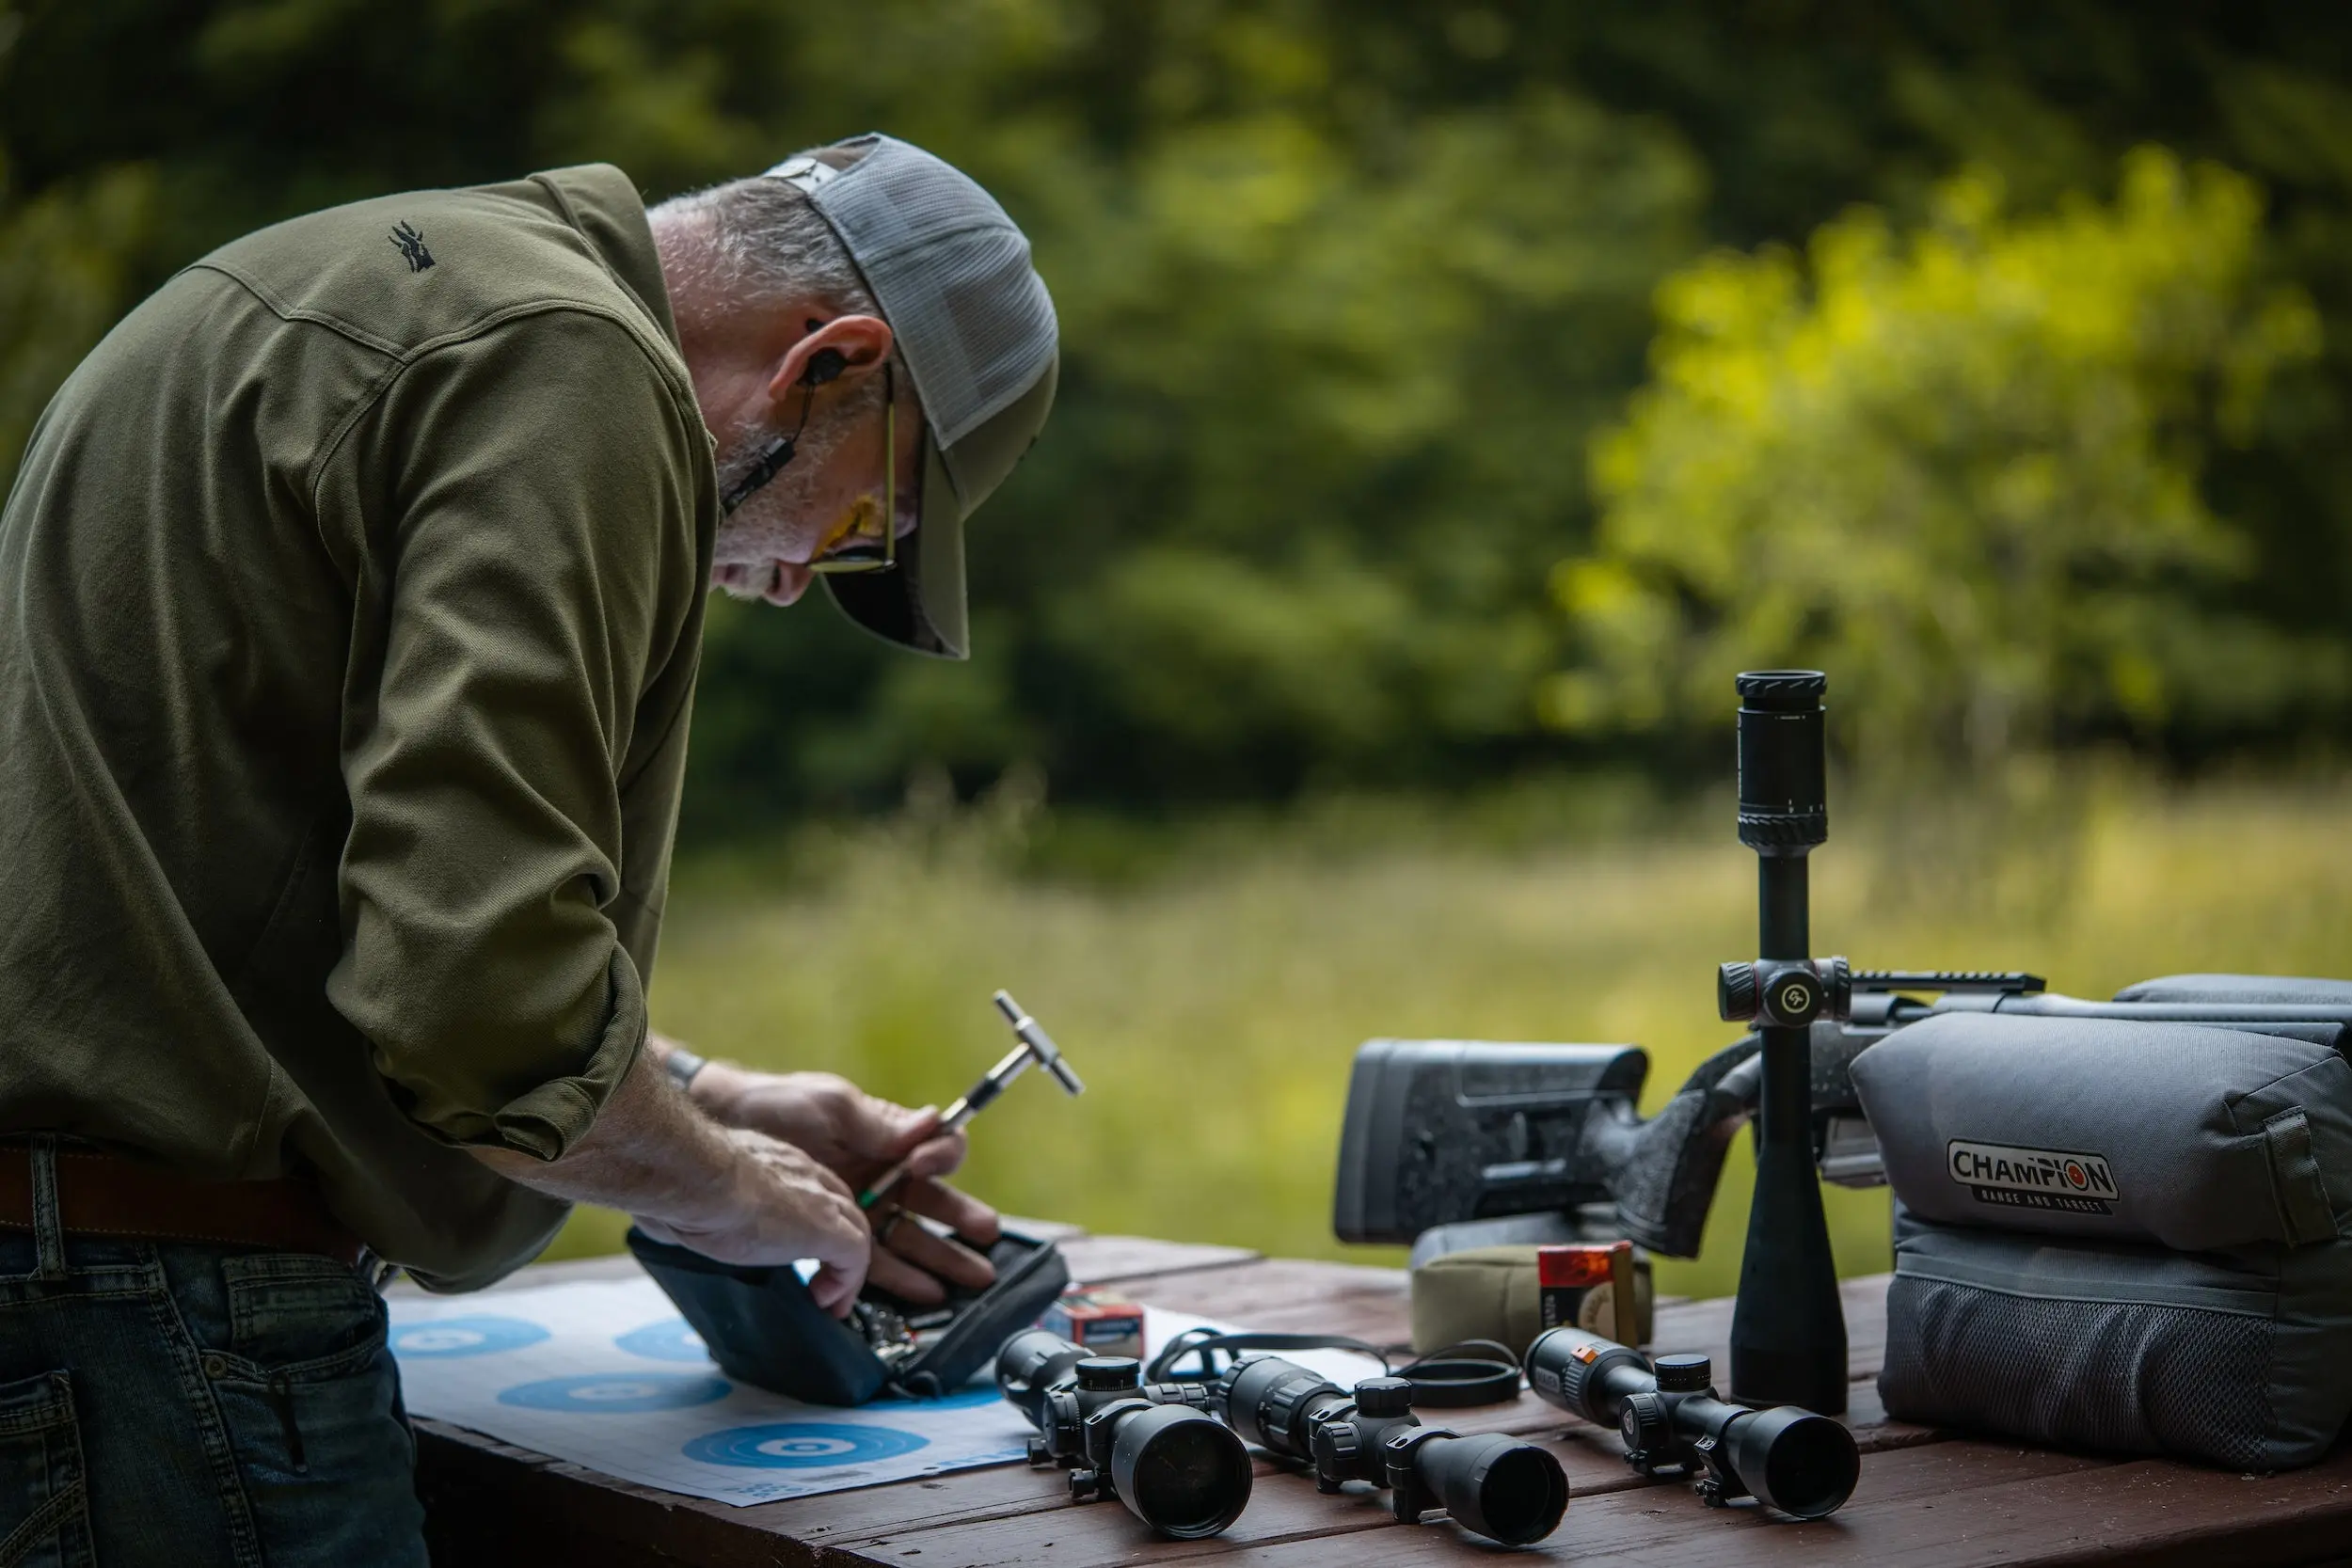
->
[7, 2, 2352, 823]
[1549, 150, 2329, 768]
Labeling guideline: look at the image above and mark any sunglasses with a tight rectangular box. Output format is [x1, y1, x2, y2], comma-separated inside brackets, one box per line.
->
[805, 363, 910, 577]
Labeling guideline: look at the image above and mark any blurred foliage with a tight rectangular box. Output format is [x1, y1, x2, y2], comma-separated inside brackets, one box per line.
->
[1550, 150, 2331, 768]
[6, 3, 2352, 820]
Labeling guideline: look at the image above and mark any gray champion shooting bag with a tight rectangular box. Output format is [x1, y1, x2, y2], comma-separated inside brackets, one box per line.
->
[1851, 975, 2352, 1470]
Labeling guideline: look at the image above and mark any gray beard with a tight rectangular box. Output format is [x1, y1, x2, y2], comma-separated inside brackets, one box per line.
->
[710, 405, 856, 596]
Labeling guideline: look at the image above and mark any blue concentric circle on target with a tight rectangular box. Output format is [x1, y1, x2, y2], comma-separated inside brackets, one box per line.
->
[498, 1372, 731, 1414]
[614, 1318, 709, 1364]
[871, 1386, 1003, 1412]
[389, 1316, 550, 1359]
[685, 1422, 929, 1469]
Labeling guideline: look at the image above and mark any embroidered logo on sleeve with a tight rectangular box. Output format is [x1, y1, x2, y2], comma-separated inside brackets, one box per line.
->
[1947, 1140, 2118, 1214]
[389, 221, 436, 273]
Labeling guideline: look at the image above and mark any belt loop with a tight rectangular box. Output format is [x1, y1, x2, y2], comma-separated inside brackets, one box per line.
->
[28, 1136, 65, 1280]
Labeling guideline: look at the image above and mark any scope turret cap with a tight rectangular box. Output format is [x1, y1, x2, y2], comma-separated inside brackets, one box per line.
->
[766, 135, 1059, 660]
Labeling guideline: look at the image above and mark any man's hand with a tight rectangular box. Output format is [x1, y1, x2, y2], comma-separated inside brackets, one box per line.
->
[469, 1051, 877, 1314]
[628, 1127, 872, 1312]
[683, 1059, 1002, 1307]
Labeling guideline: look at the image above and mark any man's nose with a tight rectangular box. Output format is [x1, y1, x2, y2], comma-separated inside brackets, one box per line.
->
[763, 563, 814, 607]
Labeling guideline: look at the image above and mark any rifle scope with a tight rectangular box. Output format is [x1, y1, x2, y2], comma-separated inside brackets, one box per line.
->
[1525, 1328, 1858, 1519]
[1218, 1356, 1568, 1545]
[1721, 670, 1850, 1415]
[995, 1338, 1249, 1539]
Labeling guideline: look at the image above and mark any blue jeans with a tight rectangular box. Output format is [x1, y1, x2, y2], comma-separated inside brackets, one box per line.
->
[0, 1140, 425, 1566]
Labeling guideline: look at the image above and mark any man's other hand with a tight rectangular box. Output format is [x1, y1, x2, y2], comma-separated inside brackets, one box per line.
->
[469, 1050, 882, 1316]
[630, 1127, 874, 1313]
[685, 1062, 1002, 1307]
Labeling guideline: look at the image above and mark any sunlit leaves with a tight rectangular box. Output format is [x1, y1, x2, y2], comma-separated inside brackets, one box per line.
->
[1549, 150, 2332, 767]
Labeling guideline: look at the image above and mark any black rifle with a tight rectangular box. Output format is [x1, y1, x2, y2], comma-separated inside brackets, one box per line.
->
[1333, 973, 2352, 1257]
[1332, 678, 2352, 1278]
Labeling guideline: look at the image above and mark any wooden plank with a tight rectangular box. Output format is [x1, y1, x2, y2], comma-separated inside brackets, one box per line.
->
[817, 1450, 1502, 1568]
[417, 1417, 1116, 1568]
[1196, 1441, 2352, 1568]
[1063, 1234, 1261, 1284]
[1129, 1259, 1412, 1345]
[1190, 1441, 2122, 1567]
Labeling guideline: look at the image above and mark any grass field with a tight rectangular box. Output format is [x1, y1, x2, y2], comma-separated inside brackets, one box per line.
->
[546, 772, 2352, 1301]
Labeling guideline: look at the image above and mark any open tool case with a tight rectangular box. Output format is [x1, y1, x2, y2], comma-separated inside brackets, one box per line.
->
[628, 1227, 1070, 1405]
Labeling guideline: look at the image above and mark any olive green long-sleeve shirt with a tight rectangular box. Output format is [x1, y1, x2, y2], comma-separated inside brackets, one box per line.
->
[0, 165, 716, 1289]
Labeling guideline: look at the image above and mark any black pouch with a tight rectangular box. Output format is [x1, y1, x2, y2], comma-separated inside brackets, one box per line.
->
[628, 1227, 1070, 1405]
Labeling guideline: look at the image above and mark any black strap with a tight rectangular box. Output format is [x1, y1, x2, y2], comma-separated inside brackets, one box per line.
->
[1392, 1339, 1523, 1408]
[1146, 1329, 1392, 1383]
[1146, 1330, 1522, 1408]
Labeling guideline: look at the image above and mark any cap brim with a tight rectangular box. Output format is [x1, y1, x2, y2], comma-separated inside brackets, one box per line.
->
[822, 437, 966, 659]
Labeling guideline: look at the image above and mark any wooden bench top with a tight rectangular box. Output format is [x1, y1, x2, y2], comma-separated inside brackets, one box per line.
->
[410, 1232, 2352, 1566]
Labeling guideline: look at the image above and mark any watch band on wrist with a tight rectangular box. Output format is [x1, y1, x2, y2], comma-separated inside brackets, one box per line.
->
[662, 1044, 710, 1093]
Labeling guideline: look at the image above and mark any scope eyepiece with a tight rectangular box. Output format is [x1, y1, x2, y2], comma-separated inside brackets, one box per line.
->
[1524, 1326, 1652, 1426]
[997, 1330, 1090, 1429]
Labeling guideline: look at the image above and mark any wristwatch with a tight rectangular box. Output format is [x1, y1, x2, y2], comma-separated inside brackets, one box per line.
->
[663, 1044, 709, 1093]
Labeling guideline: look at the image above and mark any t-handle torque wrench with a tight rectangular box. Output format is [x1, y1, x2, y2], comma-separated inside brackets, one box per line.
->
[857, 990, 1086, 1210]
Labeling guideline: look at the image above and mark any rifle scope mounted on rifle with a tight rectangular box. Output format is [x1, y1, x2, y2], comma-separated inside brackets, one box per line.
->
[1724, 670, 1850, 1416]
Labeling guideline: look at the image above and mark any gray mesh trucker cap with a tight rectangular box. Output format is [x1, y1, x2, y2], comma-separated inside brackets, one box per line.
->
[766, 135, 1059, 659]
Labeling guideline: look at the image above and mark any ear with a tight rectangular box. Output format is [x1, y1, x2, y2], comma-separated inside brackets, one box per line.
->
[770, 315, 896, 410]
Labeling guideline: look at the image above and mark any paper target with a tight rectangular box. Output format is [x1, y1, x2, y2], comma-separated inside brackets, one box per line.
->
[684, 1421, 930, 1468]
[498, 1372, 732, 1414]
[614, 1318, 709, 1363]
[389, 1316, 550, 1359]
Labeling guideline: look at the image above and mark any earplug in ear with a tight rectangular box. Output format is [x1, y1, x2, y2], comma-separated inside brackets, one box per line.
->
[803, 347, 847, 387]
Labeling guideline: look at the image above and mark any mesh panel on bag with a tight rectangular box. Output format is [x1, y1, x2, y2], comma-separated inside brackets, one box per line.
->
[1881, 1275, 2277, 1471]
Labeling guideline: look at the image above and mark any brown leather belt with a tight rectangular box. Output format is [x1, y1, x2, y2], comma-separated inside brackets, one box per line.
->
[0, 1141, 364, 1269]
